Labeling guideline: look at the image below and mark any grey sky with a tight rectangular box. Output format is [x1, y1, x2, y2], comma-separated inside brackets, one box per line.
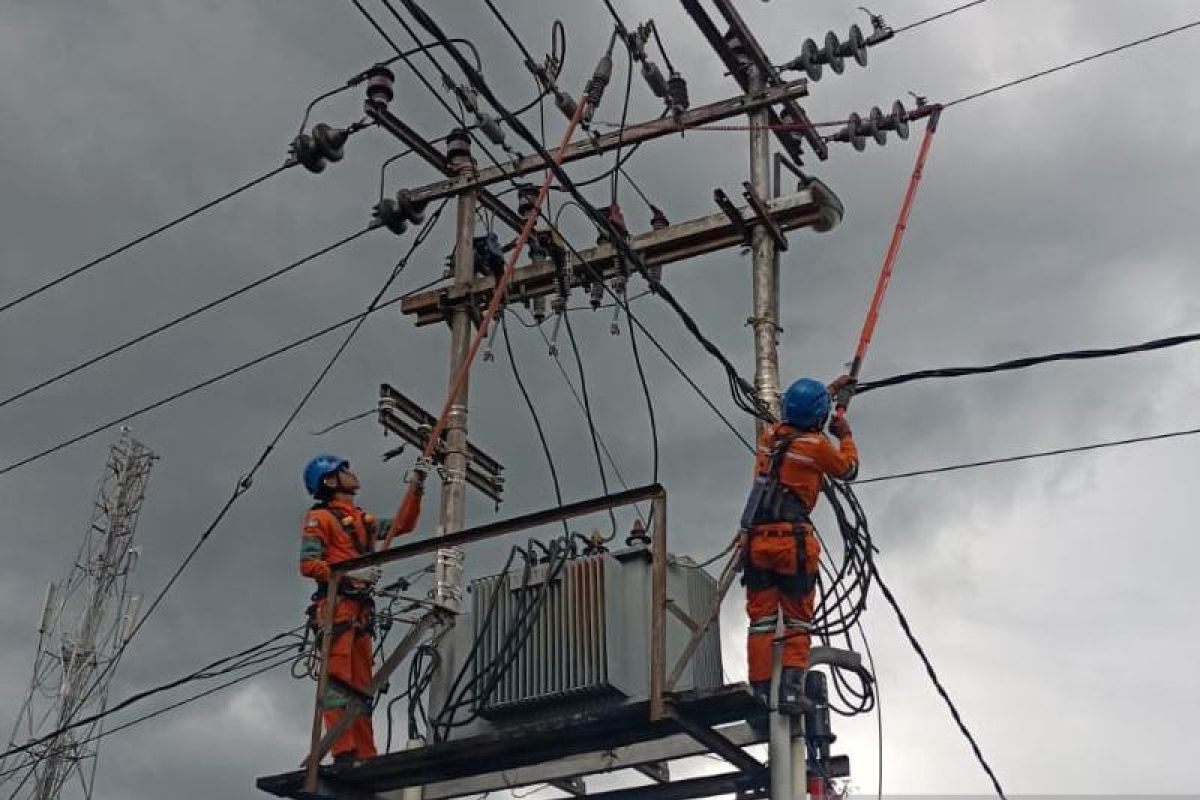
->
[2, 0, 1199, 797]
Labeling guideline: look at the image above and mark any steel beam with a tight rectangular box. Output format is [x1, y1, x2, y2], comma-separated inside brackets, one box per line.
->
[666, 706, 768, 784]
[411, 723, 766, 800]
[395, 80, 810, 207]
[402, 181, 843, 326]
[679, 0, 828, 162]
[333, 485, 664, 574]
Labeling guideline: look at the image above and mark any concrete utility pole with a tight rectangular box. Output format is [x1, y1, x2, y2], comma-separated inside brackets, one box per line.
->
[747, 62, 783, 429]
[433, 130, 477, 616]
[743, 56, 803, 800]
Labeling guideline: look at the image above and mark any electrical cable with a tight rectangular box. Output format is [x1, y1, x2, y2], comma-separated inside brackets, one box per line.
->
[856, 423, 1200, 485]
[624, 284, 659, 485]
[3, 654, 295, 784]
[0, 278, 436, 478]
[515, 308, 646, 524]
[871, 562, 1006, 799]
[892, 0, 988, 35]
[25, 204, 449, 738]
[446, 0, 769, 424]
[0, 627, 304, 761]
[856, 330, 1200, 395]
[0, 228, 373, 412]
[945, 17, 1200, 108]
[0, 165, 290, 318]
[500, 316, 570, 537]
[601, 39, 660, 487]
[560, 309, 618, 541]
[310, 408, 377, 436]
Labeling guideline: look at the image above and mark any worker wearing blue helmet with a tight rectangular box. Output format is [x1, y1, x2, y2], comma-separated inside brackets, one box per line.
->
[741, 375, 858, 712]
[299, 454, 425, 766]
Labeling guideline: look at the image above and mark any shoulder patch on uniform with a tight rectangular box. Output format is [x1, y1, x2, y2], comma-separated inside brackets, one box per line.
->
[305, 516, 321, 529]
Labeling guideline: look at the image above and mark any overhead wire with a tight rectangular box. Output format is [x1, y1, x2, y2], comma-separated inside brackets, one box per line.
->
[872, 564, 1006, 798]
[499, 315, 570, 538]
[0, 165, 290, 318]
[0, 271, 445, 478]
[510, 307, 647, 525]
[856, 423, 1200, 485]
[892, 0, 988, 35]
[605, 22, 661, 487]
[421, 0, 769, 425]
[560, 309, 618, 540]
[0, 228, 373, 411]
[945, 17, 1200, 108]
[856, 330, 1200, 395]
[0, 626, 305, 762]
[20, 202, 449, 738]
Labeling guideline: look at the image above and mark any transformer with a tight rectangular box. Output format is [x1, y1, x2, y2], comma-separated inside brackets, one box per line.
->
[427, 543, 722, 740]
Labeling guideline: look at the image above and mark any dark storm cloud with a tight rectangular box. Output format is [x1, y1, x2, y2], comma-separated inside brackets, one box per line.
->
[2, 1, 1199, 796]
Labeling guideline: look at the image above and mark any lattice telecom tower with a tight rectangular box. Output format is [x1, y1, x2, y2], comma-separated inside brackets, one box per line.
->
[1, 430, 157, 800]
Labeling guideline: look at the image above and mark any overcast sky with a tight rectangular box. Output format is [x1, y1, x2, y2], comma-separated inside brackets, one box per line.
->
[2, 1, 1199, 797]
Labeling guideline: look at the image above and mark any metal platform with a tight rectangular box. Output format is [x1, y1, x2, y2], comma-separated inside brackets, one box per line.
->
[258, 685, 771, 800]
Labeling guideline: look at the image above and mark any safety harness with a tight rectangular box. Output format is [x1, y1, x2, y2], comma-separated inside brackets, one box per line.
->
[305, 503, 377, 647]
[740, 431, 817, 596]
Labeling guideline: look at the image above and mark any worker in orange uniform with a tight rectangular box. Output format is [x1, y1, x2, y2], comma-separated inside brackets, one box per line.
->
[299, 454, 425, 766]
[740, 376, 858, 712]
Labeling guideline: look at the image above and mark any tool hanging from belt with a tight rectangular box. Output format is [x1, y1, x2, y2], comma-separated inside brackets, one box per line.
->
[836, 100, 944, 415]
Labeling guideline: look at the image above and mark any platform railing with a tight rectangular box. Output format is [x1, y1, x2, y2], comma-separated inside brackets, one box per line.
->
[301, 484, 669, 794]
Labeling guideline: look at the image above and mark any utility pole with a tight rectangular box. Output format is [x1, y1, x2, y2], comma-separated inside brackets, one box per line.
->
[747, 59, 782, 428]
[432, 129, 478, 616]
[741, 50, 800, 800]
[1, 430, 157, 800]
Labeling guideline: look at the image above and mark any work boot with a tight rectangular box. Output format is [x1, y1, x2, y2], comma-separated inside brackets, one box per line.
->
[331, 753, 362, 771]
[748, 680, 771, 733]
[778, 667, 808, 715]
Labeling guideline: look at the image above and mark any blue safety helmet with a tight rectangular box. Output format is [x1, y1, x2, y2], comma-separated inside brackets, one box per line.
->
[303, 454, 349, 498]
[781, 378, 831, 431]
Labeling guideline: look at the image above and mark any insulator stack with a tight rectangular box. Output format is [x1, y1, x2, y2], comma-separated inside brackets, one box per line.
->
[365, 65, 395, 109]
[830, 100, 912, 151]
[290, 123, 350, 174]
[781, 8, 893, 82]
[373, 190, 428, 236]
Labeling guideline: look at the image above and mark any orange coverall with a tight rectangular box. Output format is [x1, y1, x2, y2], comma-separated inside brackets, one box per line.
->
[299, 492, 421, 760]
[745, 423, 858, 683]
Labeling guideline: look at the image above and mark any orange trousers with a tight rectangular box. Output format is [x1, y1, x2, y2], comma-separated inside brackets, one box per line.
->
[319, 596, 377, 760]
[744, 528, 819, 683]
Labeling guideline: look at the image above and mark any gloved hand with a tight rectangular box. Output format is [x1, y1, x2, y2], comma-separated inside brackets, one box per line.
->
[827, 374, 856, 397]
[410, 459, 431, 493]
[345, 565, 382, 585]
[828, 415, 852, 439]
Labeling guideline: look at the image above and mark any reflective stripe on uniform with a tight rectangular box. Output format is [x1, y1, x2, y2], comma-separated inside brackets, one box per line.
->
[782, 615, 811, 631]
[748, 615, 777, 635]
[300, 535, 325, 560]
[783, 451, 818, 467]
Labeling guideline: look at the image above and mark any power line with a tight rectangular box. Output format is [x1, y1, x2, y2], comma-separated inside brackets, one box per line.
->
[0, 627, 304, 762]
[499, 316, 568, 538]
[45, 202, 449, 741]
[412, 0, 770, 425]
[856, 330, 1200, 395]
[856, 424, 1200, 485]
[0, 228, 373, 411]
[513, 307, 646, 525]
[946, 17, 1200, 108]
[871, 566, 1007, 798]
[0, 164, 291, 318]
[0, 271, 447, 479]
[0, 652, 296, 784]
[892, 0, 988, 35]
